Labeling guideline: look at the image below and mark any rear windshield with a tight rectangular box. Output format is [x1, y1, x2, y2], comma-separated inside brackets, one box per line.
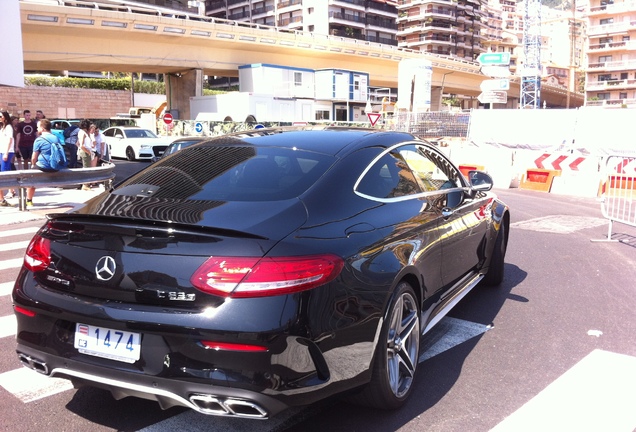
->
[114, 144, 335, 201]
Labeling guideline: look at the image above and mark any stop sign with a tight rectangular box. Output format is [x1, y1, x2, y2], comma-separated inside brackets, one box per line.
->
[163, 112, 173, 125]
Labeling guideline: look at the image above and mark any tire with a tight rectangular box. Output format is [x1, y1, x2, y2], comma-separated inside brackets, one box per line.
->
[125, 147, 136, 161]
[482, 223, 507, 286]
[355, 281, 420, 409]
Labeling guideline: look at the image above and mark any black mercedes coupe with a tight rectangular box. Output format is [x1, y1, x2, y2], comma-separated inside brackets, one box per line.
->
[13, 127, 509, 419]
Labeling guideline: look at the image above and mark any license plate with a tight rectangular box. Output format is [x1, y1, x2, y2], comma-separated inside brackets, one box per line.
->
[74, 323, 141, 364]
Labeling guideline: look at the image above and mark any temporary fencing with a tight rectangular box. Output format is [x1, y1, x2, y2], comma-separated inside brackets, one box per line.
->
[387, 111, 471, 138]
[593, 155, 636, 242]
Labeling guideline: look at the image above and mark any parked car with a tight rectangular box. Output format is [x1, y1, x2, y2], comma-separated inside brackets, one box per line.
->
[102, 126, 172, 161]
[13, 127, 509, 419]
[150, 136, 207, 163]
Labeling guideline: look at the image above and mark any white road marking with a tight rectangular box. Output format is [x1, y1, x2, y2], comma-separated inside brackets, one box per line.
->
[0, 240, 30, 252]
[511, 215, 607, 234]
[0, 315, 17, 339]
[491, 349, 636, 432]
[0, 226, 39, 238]
[0, 258, 23, 271]
[1, 281, 14, 297]
[0, 367, 74, 403]
[420, 316, 491, 362]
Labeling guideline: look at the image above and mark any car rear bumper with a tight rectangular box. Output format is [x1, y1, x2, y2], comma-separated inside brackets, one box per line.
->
[16, 344, 286, 419]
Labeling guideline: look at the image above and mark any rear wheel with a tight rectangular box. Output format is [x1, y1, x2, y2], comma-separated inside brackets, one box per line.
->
[482, 223, 507, 286]
[126, 147, 136, 161]
[355, 281, 420, 409]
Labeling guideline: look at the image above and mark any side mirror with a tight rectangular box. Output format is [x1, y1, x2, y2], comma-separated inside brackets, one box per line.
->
[115, 134, 124, 139]
[468, 170, 493, 192]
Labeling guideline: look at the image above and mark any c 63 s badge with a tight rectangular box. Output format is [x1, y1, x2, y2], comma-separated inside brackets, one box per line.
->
[157, 291, 196, 301]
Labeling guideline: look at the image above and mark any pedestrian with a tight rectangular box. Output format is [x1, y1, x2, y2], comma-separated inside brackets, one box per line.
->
[76, 119, 94, 191]
[25, 118, 61, 207]
[36, 110, 45, 120]
[63, 123, 79, 168]
[10, 115, 20, 172]
[90, 124, 105, 167]
[0, 111, 16, 207]
[16, 110, 37, 170]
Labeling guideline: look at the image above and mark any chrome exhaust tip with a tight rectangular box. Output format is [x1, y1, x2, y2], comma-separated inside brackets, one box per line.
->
[189, 394, 268, 419]
[17, 352, 50, 375]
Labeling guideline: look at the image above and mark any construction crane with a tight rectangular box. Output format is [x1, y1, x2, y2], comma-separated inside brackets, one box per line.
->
[520, 0, 542, 109]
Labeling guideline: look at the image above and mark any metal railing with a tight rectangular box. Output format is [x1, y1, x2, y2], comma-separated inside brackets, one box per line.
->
[593, 155, 636, 242]
[0, 164, 116, 211]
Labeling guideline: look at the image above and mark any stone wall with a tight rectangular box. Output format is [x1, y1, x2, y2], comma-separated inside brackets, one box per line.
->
[0, 86, 135, 119]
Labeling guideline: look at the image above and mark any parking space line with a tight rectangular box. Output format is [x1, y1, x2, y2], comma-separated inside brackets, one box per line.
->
[0, 367, 74, 403]
[0, 315, 17, 339]
[420, 316, 491, 363]
[491, 349, 636, 432]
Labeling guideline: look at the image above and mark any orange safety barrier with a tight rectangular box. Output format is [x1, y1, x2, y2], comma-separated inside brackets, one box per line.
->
[519, 168, 561, 192]
[458, 164, 485, 178]
[598, 175, 636, 197]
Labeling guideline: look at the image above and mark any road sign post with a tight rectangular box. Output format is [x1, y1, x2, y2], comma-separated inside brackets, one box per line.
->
[163, 113, 173, 125]
[480, 79, 510, 92]
[477, 52, 511, 66]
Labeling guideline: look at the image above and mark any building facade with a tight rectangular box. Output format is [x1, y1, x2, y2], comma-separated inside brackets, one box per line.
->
[205, 0, 399, 46]
[395, 0, 488, 61]
[585, 0, 636, 108]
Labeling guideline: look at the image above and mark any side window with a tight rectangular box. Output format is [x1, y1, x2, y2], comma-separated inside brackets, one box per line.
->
[356, 151, 420, 199]
[398, 144, 463, 208]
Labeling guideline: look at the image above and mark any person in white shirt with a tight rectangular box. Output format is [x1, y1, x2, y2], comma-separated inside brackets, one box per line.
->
[0, 111, 15, 206]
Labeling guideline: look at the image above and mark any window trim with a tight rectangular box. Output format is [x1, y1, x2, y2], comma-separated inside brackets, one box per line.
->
[353, 141, 469, 203]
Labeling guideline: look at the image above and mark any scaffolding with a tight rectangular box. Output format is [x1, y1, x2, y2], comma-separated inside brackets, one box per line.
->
[520, 0, 542, 109]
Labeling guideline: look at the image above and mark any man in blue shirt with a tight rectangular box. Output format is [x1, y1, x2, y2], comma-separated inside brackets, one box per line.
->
[26, 118, 60, 206]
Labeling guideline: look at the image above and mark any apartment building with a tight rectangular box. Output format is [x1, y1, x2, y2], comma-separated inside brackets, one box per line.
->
[204, 0, 399, 46]
[585, 0, 636, 107]
[395, 0, 488, 61]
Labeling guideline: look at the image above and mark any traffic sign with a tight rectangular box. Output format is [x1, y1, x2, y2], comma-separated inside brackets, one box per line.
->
[367, 112, 382, 126]
[163, 112, 173, 125]
[477, 52, 511, 66]
[478, 90, 508, 104]
[480, 66, 511, 78]
[194, 122, 203, 133]
[480, 79, 510, 92]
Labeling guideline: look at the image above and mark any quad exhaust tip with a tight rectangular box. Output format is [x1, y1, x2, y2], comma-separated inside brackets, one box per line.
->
[189, 394, 268, 419]
[18, 352, 49, 375]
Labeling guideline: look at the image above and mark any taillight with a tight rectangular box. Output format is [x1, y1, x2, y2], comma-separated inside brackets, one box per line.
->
[190, 254, 344, 298]
[24, 235, 51, 272]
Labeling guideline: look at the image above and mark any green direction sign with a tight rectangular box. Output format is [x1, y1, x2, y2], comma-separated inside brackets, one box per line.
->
[477, 52, 511, 66]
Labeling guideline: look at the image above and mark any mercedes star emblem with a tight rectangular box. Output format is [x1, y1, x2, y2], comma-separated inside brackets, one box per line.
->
[95, 256, 116, 281]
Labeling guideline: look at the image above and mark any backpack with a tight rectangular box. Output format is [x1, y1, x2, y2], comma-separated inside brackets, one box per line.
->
[44, 137, 68, 171]
[63, 125, 78, 142]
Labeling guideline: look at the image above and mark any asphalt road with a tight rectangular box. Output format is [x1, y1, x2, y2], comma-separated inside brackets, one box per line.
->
[1, 167, 635, 432]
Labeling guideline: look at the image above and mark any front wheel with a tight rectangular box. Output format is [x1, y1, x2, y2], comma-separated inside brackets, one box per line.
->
[125, 146, 136, 161]
[355, 281, 420, 409]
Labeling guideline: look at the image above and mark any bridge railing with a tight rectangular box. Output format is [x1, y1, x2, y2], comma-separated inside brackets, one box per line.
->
[0, 163, 116, 211]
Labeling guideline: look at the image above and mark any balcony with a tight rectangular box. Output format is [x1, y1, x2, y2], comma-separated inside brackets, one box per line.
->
[367, 1, 397, 17]
[207, 0, 226, 12]
[228, 0, 248, 6]
[588, 40, 636, 53]
[366, 35, 398, 46]
[228, 10, 250, 20]
[331, 0, 366, 10]
[588, 21, 634, 36]
[588, 1, 636, 16]
[329, 11, 367, 28]
[252, 5, 275, 17]
[277, 0, 302, 9]
[586, 97, 636, 108]
[587, 59, 636, 71]
[278, 16, 303, 26]
[366, 15, 398, 30]
[586, 78, 636, 91]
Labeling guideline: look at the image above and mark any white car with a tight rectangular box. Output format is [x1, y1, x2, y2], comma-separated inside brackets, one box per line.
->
[102, 126, 172, 161]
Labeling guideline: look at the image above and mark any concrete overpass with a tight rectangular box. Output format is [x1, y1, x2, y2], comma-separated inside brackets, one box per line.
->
[20, 0, 584, 118]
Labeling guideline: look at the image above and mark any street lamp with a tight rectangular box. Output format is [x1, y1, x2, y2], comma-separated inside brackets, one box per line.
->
[440, 71, 454, 111]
